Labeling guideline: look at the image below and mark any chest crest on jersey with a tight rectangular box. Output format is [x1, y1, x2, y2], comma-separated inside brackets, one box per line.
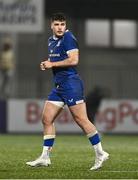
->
[56, 40, 61, 47]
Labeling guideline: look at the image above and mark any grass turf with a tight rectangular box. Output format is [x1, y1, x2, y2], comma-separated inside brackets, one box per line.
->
[0, 134, 138, 179]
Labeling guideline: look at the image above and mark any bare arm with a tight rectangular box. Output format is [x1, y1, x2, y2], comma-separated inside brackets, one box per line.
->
[40, 50, 79, 70]
[52, 50, 79, 67]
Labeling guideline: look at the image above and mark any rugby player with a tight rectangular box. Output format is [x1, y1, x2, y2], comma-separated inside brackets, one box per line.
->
[26, 13, 109, 170]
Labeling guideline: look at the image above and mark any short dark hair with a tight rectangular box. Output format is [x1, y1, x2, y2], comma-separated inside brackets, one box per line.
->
[51, 13, 66, 22]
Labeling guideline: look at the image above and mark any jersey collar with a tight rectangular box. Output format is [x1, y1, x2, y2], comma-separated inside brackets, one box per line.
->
[53, 35, 59, 40]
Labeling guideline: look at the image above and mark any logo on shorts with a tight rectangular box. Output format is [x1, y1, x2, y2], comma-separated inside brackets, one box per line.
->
[68, 98, 74, 103]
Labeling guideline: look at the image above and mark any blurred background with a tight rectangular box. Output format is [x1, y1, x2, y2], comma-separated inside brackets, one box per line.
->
[0, 0, 138, 134]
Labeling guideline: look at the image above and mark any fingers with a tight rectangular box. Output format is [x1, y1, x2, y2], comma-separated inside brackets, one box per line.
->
[40, 62, 45, 70]
[40, 60, 52, 70]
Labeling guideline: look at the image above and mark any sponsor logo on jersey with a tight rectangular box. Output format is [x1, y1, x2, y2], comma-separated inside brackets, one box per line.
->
[49, 54, 60, 57]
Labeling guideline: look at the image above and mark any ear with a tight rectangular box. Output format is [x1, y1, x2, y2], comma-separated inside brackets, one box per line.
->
[51, 22, 53, 30]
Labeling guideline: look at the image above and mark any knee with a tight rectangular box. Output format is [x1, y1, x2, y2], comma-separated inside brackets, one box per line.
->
[42, 113, 52, 126]
[74, 115, 88, 125]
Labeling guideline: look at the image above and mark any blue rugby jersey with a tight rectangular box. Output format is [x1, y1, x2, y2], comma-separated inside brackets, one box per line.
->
[48, 30, 79, 83]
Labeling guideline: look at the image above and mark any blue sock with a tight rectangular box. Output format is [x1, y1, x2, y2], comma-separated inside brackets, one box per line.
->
[87, 132, 104, 156]
[88, 133, 100, 145]
[41, 135, 55, 158]
[43, 138, 55, 147]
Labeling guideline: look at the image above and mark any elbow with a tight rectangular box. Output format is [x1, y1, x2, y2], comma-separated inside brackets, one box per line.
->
[74, 59, 79, 65]
[70, 58, 79, 66]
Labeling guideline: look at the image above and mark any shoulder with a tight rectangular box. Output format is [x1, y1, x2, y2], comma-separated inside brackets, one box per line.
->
[64, 30, 77, 41]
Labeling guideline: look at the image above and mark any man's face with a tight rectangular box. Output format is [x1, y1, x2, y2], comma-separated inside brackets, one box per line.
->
[51, 20, 66, 37]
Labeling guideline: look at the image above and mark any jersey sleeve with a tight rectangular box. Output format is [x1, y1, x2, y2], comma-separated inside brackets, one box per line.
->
[63, 32, 79, 53]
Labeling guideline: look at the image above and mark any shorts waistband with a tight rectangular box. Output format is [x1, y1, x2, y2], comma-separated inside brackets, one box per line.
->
[54, 73, 79, 85]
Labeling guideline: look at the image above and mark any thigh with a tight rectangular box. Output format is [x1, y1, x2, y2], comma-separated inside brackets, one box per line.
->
[44, 87, 65, 123]
[69, 102, 88, 120]
[42, 101, 62, 123]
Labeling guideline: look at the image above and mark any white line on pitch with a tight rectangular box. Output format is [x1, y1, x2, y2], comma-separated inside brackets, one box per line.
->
[98, 170, 138, 173]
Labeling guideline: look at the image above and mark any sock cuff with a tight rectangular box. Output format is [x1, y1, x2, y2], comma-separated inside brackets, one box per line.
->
[43, 135, 56, 140]
[87, 131, 98, 138]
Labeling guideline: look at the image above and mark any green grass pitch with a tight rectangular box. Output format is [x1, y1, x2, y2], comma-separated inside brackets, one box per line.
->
[0, 134, 138, 179]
